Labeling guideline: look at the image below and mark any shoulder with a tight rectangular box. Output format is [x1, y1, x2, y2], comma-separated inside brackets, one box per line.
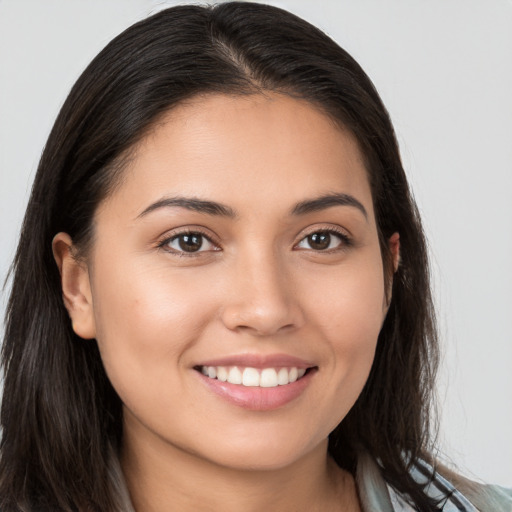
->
[356, 452, 512, 512]
[408, 459, 512, 512]
[460, 482, 512, 512]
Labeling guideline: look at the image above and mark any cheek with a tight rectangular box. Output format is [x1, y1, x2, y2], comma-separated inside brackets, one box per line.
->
[93, 248, 217, 333]
[301, 254, 385, 401]
[305, 253, 386, 341]
[89, 254, 217, 403]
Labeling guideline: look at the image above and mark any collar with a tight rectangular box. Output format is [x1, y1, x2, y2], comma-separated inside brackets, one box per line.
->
[356, 452, 480, 512]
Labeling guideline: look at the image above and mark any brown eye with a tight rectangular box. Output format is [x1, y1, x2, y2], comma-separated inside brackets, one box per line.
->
[296, 230, 348, 251]
[178, 233, 203, 252]
[307, 232, 331, 250]
[165, 232, 217, 253]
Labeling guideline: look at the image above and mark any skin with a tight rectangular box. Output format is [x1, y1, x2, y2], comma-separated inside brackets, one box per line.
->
[53, 93, 399, 512]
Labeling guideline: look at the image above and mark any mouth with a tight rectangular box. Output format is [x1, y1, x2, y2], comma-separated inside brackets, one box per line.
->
[193, 357, 318, 411]
[194, 365, 314, 388]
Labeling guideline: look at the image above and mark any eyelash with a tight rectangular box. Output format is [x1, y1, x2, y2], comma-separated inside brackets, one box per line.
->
[157, 227, 352, 256]
[295, 227, 352, 253]
[157, 229, 219, 257]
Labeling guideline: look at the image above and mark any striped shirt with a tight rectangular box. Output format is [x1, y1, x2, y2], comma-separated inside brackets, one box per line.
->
[357, 452, 512, 511]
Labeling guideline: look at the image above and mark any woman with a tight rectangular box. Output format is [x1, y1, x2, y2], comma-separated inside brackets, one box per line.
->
[0, 3, 510, 511]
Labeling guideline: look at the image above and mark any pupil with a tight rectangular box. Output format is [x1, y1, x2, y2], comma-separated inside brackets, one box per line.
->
[309, 232, 330, 250]
[179, 234, 202, 252]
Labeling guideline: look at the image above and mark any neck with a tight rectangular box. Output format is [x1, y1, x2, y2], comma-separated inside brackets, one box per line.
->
[121, 420, 359, 512]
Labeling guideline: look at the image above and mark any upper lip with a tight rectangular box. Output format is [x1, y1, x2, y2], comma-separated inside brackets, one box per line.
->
[195, 353, 316, 369]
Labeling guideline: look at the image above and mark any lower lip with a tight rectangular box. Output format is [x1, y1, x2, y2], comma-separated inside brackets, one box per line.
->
[196, 370, 316, 411]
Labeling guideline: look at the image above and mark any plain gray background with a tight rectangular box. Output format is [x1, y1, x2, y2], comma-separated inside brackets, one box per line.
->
[1, 0, 511, 486]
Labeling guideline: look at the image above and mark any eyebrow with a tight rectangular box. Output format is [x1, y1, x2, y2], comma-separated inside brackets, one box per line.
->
[291, 193, 368, 220]
[136, 192, 368, 220]
[137, 196, 237, 219]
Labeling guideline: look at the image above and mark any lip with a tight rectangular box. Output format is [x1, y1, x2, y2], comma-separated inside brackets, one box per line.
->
[193, 354, 318, 411]
[195, 353, 315, 369]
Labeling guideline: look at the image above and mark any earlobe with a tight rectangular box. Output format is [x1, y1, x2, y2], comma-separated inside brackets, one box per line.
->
[388, 232, 401, 273]
[52, 233, 96, 340]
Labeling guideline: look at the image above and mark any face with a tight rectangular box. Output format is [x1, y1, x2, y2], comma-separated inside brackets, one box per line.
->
[58, 93, 396, 471]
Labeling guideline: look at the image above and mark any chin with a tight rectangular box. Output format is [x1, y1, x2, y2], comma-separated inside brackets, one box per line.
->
[196, 432, 326, 472]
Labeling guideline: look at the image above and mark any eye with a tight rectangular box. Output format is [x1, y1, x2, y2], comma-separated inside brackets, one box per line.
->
[162, 232, 218, 254]
[296, 230, 349, 251]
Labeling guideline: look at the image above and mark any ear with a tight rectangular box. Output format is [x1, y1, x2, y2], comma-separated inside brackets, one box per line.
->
[383, 232, 401, 310]
[52, 232, 96, 339]
[388, 232, 401, 273]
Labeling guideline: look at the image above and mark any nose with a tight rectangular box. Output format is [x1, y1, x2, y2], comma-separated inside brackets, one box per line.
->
[220, 251, 304, 336]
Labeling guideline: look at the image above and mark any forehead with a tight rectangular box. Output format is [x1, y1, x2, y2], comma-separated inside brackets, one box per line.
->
[97, 93, 374, 222]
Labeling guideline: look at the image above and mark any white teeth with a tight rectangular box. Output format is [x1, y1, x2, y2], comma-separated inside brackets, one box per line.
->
[216, 366, 228, 382]
[227, 366, 243, 385]
[200, 365, 309, 387]
[260, 368, 278, 387]
[277, 367, 289, 385]
[242, 367, 260, 387]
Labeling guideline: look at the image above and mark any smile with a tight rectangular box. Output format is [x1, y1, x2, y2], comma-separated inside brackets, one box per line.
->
[195, 362, 317, 410]
[198, 366, 308, 387]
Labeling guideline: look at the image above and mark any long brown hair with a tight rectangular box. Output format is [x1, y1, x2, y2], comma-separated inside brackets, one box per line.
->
[1, 3, 439, 510]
